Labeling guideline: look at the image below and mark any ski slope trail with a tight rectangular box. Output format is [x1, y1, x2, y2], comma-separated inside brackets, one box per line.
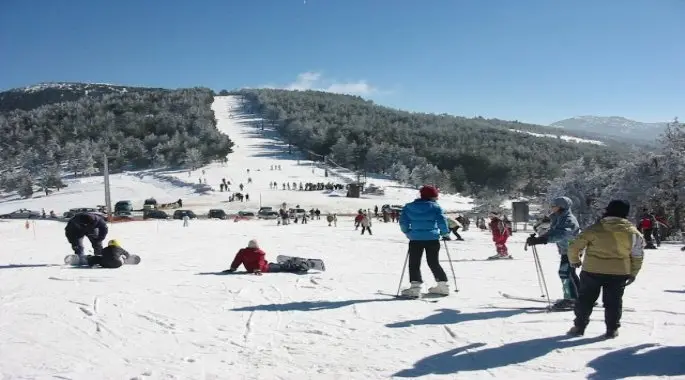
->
[0, 219, 683, 379]
[0, 95, 472, 216]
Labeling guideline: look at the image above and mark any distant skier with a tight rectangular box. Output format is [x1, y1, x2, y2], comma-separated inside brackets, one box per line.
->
[488, 212, 511, 259]
[326, 213, 338, 227]
[360, 213, 372, 235]
[526, 196, 581, 310]
[65, 212, 108, 264]
[183, 215, 189, 227]
[85, 239, 131, 269]
[399, 185, 452, 297]
[222, 239, 309, 274]
[446, 216, 464, 241]
[567, 200, 644, 338]
[637, 209, 657, 249]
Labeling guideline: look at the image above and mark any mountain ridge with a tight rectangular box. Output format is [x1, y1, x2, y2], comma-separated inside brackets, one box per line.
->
[550, 115, 668, 142]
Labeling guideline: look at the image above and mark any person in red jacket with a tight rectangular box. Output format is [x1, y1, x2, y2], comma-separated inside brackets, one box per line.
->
[222, 239, 309, 275]
[488, 212, 512, 260]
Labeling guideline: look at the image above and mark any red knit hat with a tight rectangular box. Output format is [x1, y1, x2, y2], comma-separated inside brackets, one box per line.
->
[419, 185, 439, 200]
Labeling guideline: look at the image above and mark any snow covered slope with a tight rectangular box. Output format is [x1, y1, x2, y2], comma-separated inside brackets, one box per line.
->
[0, 95, 472, 216]
[0, 219, 683, 379]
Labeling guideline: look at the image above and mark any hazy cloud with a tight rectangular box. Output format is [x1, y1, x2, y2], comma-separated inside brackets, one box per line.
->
[262, 72, 379, 96]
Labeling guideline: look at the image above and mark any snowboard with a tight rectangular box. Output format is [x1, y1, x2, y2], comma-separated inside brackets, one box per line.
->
[64, 254, 141, 266]
[276, 255, 326, 271]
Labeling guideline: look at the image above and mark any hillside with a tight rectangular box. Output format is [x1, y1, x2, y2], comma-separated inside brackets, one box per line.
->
[0, 82, 168, 112]
[233, 89, 626, 196]
[0, 83, 234, 197]
[0, 95, 472, 216]
[551, 116, 667, 144]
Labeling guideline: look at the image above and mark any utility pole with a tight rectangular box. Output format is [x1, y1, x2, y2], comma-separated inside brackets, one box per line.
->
[103, 154, 112, 219]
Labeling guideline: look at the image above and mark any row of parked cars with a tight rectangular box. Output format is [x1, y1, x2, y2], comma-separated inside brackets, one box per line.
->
[0, 205, 309, 222]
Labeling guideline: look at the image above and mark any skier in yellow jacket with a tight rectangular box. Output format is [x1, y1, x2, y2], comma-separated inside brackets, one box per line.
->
[566, 199, 644, 339]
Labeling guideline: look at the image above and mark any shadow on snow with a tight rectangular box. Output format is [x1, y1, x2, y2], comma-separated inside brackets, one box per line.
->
[232, 298, 401, 312]
[394, 335, 605, 377]
[0, 263, 61, 269]
[586, 343, 685, 379]
[386, 308, 529, 328]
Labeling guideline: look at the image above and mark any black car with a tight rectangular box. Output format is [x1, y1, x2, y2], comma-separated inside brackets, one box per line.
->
[173, 210, 197, 219]
[208, 209, 227, 219]
[143, 210, 169, 220]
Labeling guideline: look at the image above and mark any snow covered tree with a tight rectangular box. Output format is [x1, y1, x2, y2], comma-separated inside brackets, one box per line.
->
[387, 162, 410, 184]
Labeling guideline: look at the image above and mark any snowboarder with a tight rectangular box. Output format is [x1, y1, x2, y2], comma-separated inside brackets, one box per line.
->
[526, 196, 581, 310]
[84, 239, 132, 268]
[488, 212, 511, 259]
[222, 239, 309, 274]
[399, 185, 452, 297]
[567, 199, 645, 338]
[65, 212, 108, 264]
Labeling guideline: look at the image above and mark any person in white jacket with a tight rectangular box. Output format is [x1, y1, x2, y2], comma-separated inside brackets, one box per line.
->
[360, 213, 372, 235]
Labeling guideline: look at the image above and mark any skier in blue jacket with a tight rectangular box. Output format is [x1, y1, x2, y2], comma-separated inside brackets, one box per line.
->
[526, 196, 581, 310]
[399, 185, 451, 298]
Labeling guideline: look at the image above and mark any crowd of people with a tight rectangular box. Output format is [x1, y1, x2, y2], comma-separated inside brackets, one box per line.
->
[63, 183, 654, 339]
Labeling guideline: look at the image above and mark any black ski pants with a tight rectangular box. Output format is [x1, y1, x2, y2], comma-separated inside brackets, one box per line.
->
[361, 226, 372, 235]
[450, 227, 463, 240]
[574, 271, 630, 332]
[65, 230, 103, 256]
[408, 240, 448, 283]
[267, 262, 307, 273]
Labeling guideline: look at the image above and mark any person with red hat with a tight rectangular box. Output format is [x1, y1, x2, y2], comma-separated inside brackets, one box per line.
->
[398, 185, 452, 298]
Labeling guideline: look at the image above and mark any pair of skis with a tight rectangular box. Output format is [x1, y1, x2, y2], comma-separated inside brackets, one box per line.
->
[500, 292, 636, 312]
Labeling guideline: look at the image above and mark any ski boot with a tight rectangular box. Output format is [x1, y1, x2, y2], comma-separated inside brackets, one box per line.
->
[427, 281, 450, 295]
[567, 325, 585, 336]
[400, 282, 422, 298]
[551, 298, 576, 311]
[487, 253, 513, 260]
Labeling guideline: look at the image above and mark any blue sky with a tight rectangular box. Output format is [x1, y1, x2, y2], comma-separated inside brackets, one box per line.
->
[1, 0, 682, 125]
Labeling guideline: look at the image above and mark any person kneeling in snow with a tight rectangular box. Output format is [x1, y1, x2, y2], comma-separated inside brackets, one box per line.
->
[222, 239, 309, 275]
[86, 239, 131, 268]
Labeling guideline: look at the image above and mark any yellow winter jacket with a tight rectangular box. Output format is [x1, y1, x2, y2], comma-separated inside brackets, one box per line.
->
[568, 217, 645, 277]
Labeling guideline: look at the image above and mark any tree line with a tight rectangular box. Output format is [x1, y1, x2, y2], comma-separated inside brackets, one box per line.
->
[231, 88, 624, 196]
[0, 87, 234, 198]
[548, 118, 684, 231]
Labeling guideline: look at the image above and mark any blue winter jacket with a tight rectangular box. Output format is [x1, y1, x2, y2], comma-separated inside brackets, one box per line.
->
[541, 209, 580, 256]
[399, 199, 450, 241]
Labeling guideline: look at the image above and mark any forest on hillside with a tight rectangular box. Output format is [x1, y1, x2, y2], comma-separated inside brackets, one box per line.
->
[232, 88, 624, 195]
[0, 87, 233, 197]
[548, 118, 684, 231]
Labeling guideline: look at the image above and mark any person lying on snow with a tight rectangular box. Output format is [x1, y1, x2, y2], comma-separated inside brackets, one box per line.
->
[222, 239, 309, 275]
[85, 239, 131, 268]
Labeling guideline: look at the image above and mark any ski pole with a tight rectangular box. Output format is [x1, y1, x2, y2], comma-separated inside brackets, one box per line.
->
[443, 239, 459, 292]
[395, 250, 410, 296]
[531, 246, 552, 309]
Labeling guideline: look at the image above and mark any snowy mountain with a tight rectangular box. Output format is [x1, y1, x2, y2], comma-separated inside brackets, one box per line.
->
[0, 82, 168, 112]
[550, 116, 668, 142]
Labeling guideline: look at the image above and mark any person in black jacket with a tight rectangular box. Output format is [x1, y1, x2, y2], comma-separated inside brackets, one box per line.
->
[65, 212, 108, 260]
[86, 239, 130, 268]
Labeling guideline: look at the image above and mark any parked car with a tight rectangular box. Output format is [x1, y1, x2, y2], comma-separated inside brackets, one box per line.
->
[238, 211, 256, 219]
[208, 209, 227, 219]
[259, 211, 279, 220]
[62, 207, 99, 219]
[173, 210, 197, 220]
[143, 210, 169, 220]
[114, 200, 134, 214]
[0, 208, 41, 219]
[258, 207, 274, 217]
